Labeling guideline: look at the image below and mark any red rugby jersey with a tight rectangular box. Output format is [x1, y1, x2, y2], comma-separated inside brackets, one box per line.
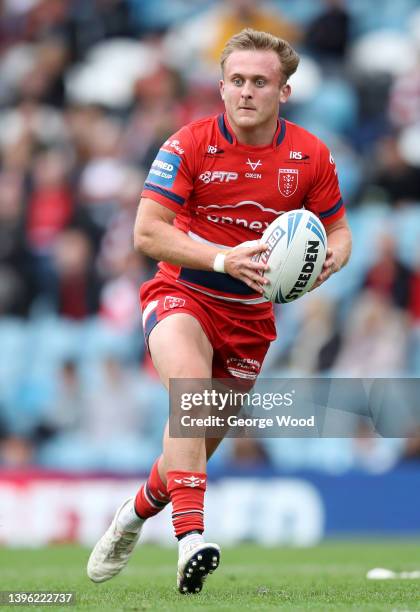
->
[141, 113, 345, 310]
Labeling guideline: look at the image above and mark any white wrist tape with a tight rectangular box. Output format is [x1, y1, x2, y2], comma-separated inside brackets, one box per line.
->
[213, 252, 226, 273]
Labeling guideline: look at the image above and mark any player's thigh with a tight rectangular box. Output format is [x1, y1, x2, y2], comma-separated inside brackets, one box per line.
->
[148, 312, 213, 389]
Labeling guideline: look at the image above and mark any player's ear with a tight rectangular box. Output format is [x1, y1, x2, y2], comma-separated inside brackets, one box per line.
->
[279, 83, 291, 104]
[219, 80, 225, 101]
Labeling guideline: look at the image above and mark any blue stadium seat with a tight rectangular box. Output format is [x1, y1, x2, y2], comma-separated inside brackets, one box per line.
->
[37, 431, 159, 473]
[392, 206, 420, 267]
[0, 317, 27, 379]
[408, 326, 420, 375]
[80, 317, 140, 362]
[300, 79, 358, 136]
[276, 0, 323, 26]
[25, 317, 82, 374]
[127, 0, 212, 31]
[347, 0, 419, 36]
[0, 318, 28, 422]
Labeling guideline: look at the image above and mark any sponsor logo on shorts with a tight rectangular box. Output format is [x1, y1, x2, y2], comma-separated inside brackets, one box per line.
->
[227, 357, 261, 380]
[164, 296, 186, 310]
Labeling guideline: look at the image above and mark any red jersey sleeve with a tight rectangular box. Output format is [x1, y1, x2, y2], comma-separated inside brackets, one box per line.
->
[141, 127, 196, 214]
[305, 140, 345, 225]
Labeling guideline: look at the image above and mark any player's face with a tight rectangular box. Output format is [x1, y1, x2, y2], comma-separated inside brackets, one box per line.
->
[220, 50, 291, 140]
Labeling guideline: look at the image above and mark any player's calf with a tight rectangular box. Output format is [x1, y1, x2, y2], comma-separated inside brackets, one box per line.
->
[167, 470, 221, 594]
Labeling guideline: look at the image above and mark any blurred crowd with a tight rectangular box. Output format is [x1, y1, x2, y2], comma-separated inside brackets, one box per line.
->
[1, 0, 420, 473]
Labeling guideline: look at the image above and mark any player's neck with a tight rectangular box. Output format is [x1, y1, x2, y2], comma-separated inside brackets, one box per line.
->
[227, 115, 278, 147]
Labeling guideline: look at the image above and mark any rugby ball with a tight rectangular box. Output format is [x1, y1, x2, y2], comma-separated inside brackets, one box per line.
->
[257, 209, 327, 303]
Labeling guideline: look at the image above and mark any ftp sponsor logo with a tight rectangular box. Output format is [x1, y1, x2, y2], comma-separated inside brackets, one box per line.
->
[199, 170, 238, 184]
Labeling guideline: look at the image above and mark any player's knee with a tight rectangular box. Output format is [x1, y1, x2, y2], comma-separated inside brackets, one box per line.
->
[150, 317, 213, 381]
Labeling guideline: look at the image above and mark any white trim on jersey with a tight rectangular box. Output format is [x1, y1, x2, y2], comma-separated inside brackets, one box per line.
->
[187, 231, 230, 250]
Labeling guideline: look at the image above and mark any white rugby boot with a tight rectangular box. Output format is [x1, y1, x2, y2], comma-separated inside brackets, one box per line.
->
[177, 536, 221, 594]
[87, 498, 144, 583]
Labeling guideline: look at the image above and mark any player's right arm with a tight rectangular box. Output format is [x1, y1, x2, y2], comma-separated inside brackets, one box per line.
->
[134, 197, 269, 294]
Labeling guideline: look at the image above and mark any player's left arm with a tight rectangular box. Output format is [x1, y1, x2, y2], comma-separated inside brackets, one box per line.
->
[306, 139, 352, 290]
[311, 215, 352, 290]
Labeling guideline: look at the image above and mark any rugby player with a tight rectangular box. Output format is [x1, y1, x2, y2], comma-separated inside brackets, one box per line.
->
[87, 28, 352, 594]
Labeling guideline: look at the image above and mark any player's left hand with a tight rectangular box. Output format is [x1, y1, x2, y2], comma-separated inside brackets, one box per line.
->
[310, 248, 338, 291]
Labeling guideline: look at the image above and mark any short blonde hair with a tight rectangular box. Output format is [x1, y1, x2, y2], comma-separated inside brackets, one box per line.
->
[220, 28, 300, 83]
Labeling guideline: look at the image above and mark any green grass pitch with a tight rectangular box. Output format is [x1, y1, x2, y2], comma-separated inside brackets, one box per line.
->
[1, 542, 419, 611]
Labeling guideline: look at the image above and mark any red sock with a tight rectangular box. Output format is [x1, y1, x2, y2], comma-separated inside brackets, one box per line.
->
[166, 470, 206, 538]
[134, 458, 170, 519]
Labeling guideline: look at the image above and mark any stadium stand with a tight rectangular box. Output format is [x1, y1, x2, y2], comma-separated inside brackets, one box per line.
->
[0, 0, 420, 473]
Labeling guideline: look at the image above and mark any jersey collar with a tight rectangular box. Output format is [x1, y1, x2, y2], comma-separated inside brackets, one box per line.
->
[217, 112, 286, 149]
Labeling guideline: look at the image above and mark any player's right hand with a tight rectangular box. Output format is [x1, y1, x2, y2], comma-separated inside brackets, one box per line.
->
[224, 242, 270, 293]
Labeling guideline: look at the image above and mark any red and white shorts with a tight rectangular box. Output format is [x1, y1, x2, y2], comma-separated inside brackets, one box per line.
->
[140, 274, 276, 383]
